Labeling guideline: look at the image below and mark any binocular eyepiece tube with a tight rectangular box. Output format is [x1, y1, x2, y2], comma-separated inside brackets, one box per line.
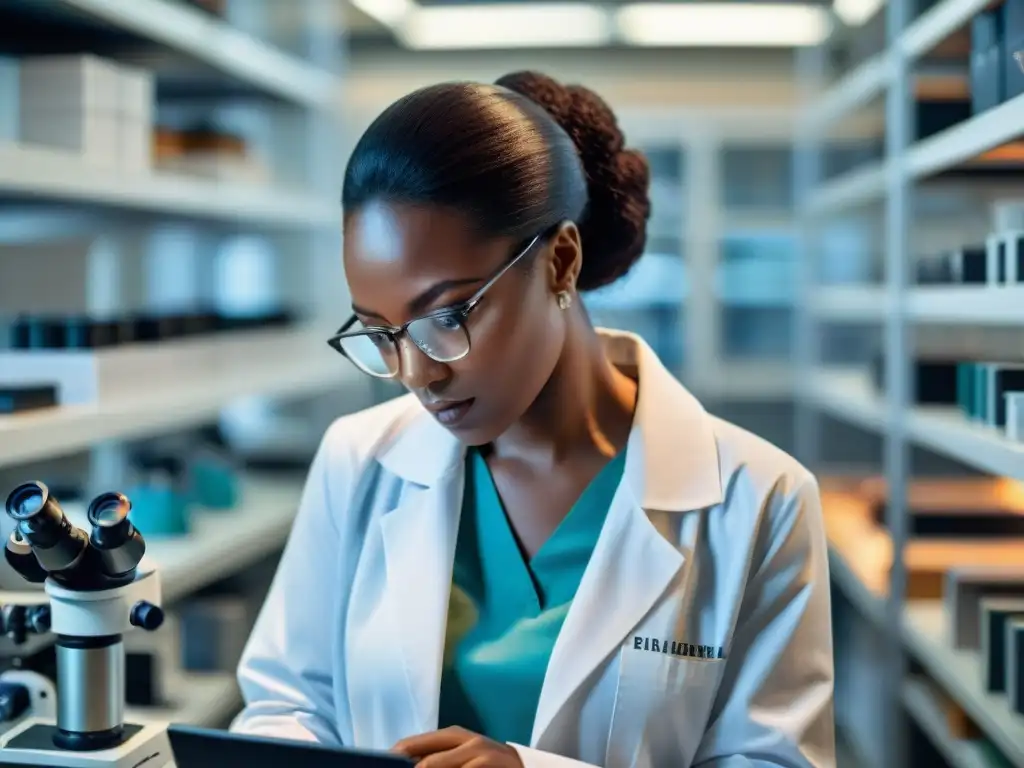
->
[4, 481, 146, 589]
[4, 481, 154, 752]
[5, 481, 88, 577]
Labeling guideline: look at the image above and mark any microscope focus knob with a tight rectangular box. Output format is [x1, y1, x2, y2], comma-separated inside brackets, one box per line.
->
[129, 601, 164, 631]
[0, 682, 31, 723]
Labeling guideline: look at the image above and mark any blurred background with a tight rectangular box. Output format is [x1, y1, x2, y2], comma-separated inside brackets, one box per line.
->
[0, 1, 1023, 767]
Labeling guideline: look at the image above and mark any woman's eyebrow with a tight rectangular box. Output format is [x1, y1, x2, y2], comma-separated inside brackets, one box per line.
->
[352, 276, 486, 322]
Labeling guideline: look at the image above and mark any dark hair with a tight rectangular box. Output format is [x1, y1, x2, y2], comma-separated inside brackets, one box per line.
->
[342, 71, 651, 292]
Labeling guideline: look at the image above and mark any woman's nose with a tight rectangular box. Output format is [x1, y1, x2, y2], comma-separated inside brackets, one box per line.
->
[397, 336, 451, 392]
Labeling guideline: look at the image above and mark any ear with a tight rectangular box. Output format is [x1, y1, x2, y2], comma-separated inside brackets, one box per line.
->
[545, 221, 582, 294]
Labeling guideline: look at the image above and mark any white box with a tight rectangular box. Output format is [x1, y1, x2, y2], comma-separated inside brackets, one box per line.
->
[19, 54, 121, 114]
[120, 119, 152, 173]
[19, 108, 119, 167]
[117, 64, 154, 124]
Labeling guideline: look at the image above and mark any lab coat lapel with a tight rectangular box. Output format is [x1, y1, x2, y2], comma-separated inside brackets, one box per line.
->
[377, 407, 465, 739]
[530, 484, 686, 748]
[531, 331, 724, 750]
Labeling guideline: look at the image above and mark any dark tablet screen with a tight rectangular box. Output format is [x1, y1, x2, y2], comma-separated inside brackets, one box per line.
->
[167, 724, 415, 768]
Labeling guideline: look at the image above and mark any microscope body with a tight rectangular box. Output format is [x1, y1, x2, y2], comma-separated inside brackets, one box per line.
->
[0, 483, 179, 768]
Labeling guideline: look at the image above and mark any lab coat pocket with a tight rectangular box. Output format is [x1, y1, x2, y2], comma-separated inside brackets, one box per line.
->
[605, 644, 724, 768]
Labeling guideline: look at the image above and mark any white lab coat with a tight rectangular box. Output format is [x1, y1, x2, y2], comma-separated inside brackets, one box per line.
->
[232, 330, 836, 768]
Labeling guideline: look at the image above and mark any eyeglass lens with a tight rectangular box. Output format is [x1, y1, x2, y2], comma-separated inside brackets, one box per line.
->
[337, 313, 472, 377]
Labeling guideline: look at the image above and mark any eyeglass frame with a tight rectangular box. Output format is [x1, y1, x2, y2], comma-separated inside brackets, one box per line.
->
[327, 229, 550, 378]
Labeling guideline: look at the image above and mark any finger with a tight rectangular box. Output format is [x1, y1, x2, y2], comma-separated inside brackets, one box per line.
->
[393, 727, 474, 757]
[417, 738, 486, 768]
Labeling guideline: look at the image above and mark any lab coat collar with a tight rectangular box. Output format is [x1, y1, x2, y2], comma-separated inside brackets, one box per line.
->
[377, 328, 723, 511]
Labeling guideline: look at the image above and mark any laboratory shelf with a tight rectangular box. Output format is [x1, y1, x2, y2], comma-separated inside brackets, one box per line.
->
[805, 370, 1024, 481]
[0, 327, 356, 469]
[806, 163, 886, 217]
[900, 0, 994, 60]
[127, 671, 241, 728]
[908, 286, 1024, 324]
[807, 53, 892, 128]
[811, 286, 1024, 325]
[901, 677, 1002, 768]
[825, 534, 1024, 768]
[907, 92, 1024, 180]
[141, 475, 305, 603]
[0, 143, 337, 228]
[46, 0, 336, 109]
[904, 603, 1024, 768]
[809, 286, 888, 322]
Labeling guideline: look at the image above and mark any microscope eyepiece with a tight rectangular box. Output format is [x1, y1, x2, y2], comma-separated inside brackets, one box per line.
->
[4, 482, 87, 576]
[87, 492, 145, 579]
[87, 492, 130, 529]
[6, 482, 46, 521]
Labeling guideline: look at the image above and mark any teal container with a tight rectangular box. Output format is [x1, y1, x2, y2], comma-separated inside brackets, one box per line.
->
[126, 485, 191, 537]
[190, 461, 239, 510]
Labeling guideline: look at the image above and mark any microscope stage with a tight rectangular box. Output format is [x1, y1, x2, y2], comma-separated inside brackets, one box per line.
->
[0, 719, 175, 767]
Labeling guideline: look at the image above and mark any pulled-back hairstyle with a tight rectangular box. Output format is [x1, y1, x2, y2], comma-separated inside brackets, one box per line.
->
[342, 71, 651, 292]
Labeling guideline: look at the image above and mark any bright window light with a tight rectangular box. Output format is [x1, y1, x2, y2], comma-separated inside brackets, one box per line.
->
[617, 3, 831, 47]
[833, 0, 885, 26]
[351, 0, 415, 27]
[397, 3, 613, 49]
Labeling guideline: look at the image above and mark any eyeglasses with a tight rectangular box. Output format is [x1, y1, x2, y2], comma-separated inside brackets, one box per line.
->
[328, 233, 543, 379]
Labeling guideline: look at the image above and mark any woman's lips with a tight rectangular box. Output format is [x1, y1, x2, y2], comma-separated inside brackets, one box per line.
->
[424, 398, 476, 427]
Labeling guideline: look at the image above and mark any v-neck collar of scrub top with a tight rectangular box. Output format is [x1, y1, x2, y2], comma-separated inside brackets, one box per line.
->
[376, 328, 724, 513]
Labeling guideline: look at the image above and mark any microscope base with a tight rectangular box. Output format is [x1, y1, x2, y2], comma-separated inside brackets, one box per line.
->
[0, 718, 175, 767]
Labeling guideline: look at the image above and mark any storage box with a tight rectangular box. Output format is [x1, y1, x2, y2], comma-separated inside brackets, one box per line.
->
[945, 565, 1024, 650]
[19, 108, 119, 167]
[1008, 617, 1024, 714]
[119, 121, 152, 174]
[980, 597, 1024, 692]
[117, 64, 153, 173]
[19, 54, 121, 114]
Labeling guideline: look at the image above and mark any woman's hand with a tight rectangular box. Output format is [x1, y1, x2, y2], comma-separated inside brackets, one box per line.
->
[392, 726, 525, 768]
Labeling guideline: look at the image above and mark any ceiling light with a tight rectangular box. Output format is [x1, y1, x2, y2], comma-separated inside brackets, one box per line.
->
[397, 3, 613, 49]
[833, 0, 885, 26]
[617, 2, 831, 47]
[351, 0, 415, 27]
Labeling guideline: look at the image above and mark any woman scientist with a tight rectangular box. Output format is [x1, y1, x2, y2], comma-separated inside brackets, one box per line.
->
[232, 71, 836, 768]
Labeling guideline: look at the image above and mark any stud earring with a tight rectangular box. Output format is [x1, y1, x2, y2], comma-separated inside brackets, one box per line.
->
[557, 291, 573, 310]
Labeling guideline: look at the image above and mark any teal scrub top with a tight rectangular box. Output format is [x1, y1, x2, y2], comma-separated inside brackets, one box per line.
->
[437, 447, 627, 746]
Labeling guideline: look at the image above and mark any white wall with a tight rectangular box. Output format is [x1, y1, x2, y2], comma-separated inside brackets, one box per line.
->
[343, 46, 801, 131]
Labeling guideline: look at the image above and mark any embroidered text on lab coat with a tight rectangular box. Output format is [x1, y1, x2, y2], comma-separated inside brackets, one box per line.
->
[633, 635, 725, 659]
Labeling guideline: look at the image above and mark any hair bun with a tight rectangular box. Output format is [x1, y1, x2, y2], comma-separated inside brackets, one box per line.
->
[495, 71, 651, 291]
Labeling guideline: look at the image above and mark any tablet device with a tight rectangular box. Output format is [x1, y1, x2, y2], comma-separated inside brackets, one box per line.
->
[167, 724, 415, 768]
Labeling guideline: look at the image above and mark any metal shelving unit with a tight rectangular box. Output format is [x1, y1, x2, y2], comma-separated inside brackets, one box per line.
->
[606, 109, 798, 403]
[797, 0, 1024, 766]
[0, 0, 351, 709]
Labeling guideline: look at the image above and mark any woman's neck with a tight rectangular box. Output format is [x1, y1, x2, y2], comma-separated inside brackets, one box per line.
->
[490, 315, 638, 467]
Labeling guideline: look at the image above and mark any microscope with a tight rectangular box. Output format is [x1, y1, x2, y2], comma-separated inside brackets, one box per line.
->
[0, 481, 177, 767]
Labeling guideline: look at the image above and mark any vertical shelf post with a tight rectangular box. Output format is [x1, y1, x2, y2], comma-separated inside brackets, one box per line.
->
[883, 0, 913, 763]
[794, 44, 824, 468]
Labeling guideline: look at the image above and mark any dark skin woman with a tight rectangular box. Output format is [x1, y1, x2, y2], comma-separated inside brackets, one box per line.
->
[234, 71, 835, 768]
